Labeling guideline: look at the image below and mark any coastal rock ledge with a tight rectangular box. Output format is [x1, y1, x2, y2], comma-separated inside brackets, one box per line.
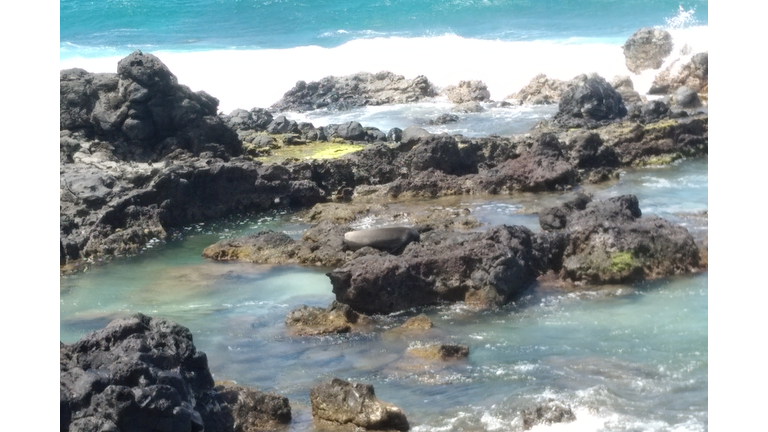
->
[60, 313, 291, 432]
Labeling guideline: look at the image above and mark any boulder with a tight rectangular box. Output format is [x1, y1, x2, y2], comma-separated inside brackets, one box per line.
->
[610, 75, 644, 105]
[271, 71, 437, 112]
[477, 134, 577, 192]
[649, 52, 708, 94]
[424, 113, 459, 125]
[222, 108, 273, 132]
[505, 74, 569, 105]
[214, 383, 292, 431]
[555, 74, 627, 125]
[452, 101, 485, 113]
[328, 225, 550, 313]
[441, 80, 491, 103]
[310, 378, 409, 431]
[60, 51, 241, 160]
[399, 314, 433, 331]
[622, 28, 674, 74]
[541, 194, 701, 283]
[60, 313, 290, 432]
[564, 132, 620, 169]
[285, 301, 370, 336]
[672, 85, 702, 108]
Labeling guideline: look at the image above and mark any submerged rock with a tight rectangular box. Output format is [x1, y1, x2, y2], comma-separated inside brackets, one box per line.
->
[310, 378, 410, 431]
[406, 343, 469, 361]
[60, 313, 291, 432]
[285, 301, 371, 336]
[520, 399, 576, 430]
[399, 314, 434, 331]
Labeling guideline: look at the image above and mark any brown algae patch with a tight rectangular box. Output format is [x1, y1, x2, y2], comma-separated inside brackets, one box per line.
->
[256, 141, 364, 164]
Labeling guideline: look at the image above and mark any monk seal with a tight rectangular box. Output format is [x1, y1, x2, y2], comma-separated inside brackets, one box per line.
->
[343, 227, 420, 252]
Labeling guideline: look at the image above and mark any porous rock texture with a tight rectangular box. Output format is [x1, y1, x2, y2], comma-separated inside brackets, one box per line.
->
[622, 28, 674, 74]
[505, 74, 570, 105]
[540, 194, 701, 284]
[649, 52, 708, 95]
[441, 80, 491, 104]
[285, 301, 371, 336]
[554, 74, 627, 127]
[60, 313, 291, 432]
[310, 378, 410, 431]
[270, 71, 437, 112]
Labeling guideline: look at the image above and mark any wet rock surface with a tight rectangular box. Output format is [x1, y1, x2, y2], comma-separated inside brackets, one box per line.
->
[310, 378, 410, 431]
[60, 313, 290, 432]
[328, 225, 554, 314]
[285, 301, 371, 336]
[541, 194, 701, 284]
[406, 344, 469, 361]
[520, 399, 576, 430]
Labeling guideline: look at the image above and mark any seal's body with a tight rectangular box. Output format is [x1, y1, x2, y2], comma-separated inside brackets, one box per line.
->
[343, 227, 420, 252]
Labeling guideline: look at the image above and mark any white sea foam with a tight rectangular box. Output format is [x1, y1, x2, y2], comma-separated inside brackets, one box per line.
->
[59, 27, 708, 114]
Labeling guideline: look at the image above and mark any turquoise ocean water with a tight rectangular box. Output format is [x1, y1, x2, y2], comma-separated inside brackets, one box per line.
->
[61, 0, 707, 57]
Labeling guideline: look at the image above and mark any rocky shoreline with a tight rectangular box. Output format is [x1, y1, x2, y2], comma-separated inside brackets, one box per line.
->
[61, 27, 708, 432]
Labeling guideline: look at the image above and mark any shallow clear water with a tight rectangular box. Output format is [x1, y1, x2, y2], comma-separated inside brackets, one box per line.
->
[287, 102, 558, 138]
[60, 158, 708, 432]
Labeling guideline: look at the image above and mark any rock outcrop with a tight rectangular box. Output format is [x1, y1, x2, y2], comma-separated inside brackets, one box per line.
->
[310, 378, 409, 431]
[649, 52, 708, 95]
[285, 301, 371, 336]
[271, 71, 437, 112]
[610, 75, 644, 105]
[61, 50, 241, 161]
[622, 28, 674, 74]
[60, 313, 291, 432]
[61, 53, 707, 268]
[441, 80, 491, 104]
[505, 74, 569, 105]
[541, 194, 701, 283]
[554, 74, 627, 127]
[328, 225, 556, 313]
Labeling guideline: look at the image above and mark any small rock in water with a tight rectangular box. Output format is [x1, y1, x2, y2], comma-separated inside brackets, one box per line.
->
[520, 399, 576, 430]
[406, 343, 469, 361]
[310, 378, 410, 431]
